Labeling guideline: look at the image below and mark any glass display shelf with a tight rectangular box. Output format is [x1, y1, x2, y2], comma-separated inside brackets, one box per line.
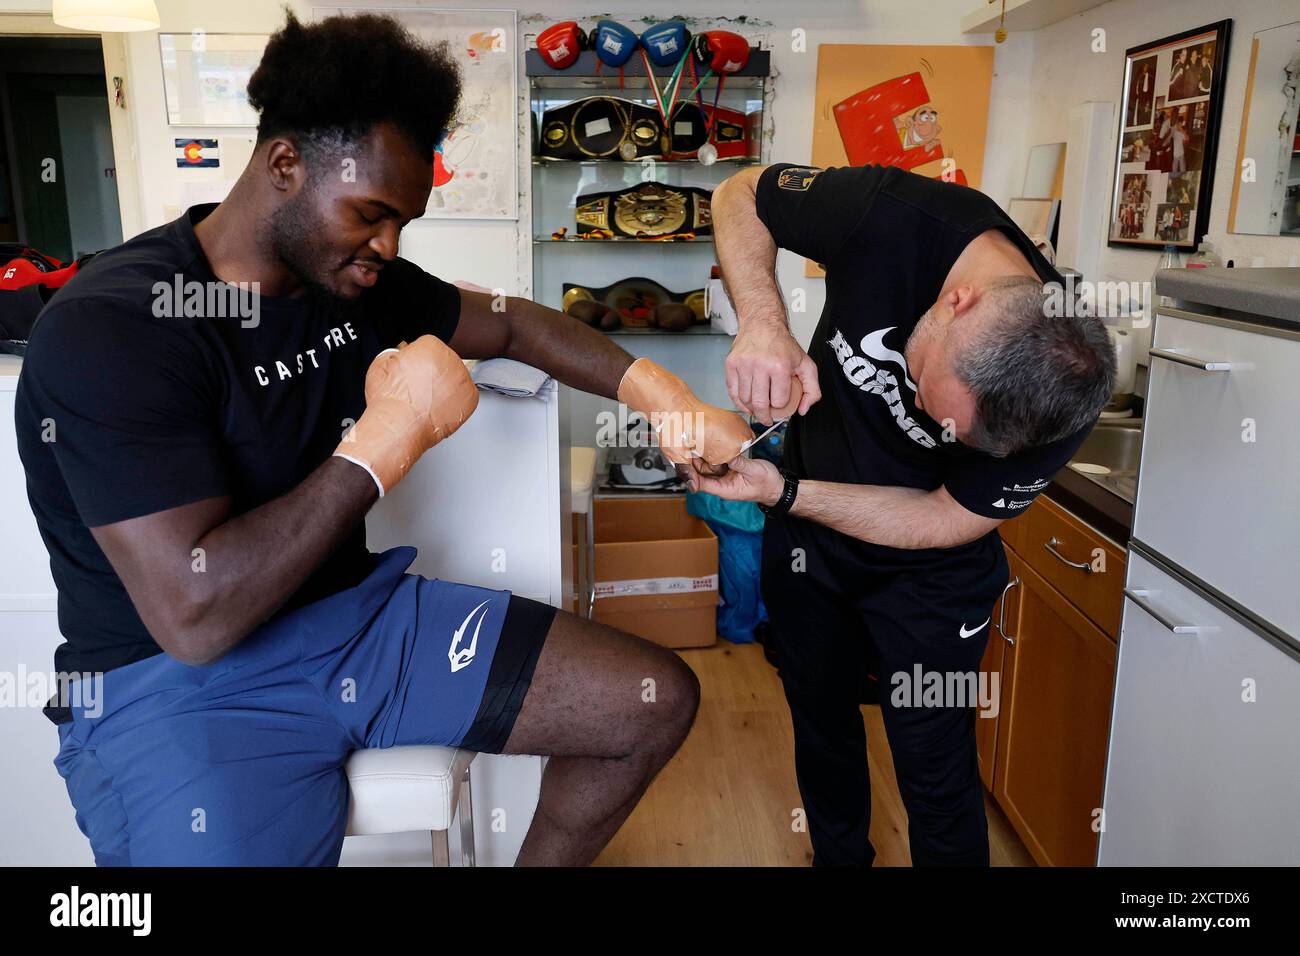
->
[532, 158, 760, 167]
[604, 325, 731, 336]
[533, 236, 714, 244]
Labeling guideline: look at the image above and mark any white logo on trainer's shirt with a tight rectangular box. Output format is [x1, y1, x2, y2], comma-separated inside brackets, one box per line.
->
[992, 496, 1033, 510]
[860, 328, 917, 391]
[828, 327, 936, 449]
[449, 600, 490, 673]
[959, 618, 990, 639]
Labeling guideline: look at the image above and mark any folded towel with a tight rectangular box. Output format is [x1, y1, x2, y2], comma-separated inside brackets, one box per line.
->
[471, 357, 552, 399]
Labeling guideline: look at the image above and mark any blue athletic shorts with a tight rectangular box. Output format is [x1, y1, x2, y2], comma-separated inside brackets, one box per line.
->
[52, 547, 555, 866]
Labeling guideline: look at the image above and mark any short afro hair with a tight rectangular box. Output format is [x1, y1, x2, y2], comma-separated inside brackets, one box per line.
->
[247, 8, 461, 167]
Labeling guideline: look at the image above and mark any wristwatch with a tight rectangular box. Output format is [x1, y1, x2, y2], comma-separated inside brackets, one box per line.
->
[758, 469, 800, 518]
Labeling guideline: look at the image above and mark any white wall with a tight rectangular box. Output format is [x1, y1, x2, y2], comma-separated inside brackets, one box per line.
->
[1021, 0, 1300, 286]
[1, 0, 1023, 348]
[7, 0, 1298, 310]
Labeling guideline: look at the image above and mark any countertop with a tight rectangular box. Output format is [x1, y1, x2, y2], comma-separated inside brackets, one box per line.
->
[1155, 267, 1300, 326]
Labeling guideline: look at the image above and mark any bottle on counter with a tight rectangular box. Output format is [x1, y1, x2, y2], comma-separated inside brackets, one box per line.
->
[1185, 240, 1221, 269]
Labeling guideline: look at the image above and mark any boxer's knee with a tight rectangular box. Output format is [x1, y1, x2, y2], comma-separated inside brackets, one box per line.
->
[592, 625, 699, 761]
[637, 641, 701, 751]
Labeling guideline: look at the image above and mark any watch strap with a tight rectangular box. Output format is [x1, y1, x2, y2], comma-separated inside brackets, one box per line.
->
[759, 469, 799, 517]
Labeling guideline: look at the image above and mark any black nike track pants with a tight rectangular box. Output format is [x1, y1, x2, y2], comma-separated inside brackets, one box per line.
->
[761, 513, 1008, 867]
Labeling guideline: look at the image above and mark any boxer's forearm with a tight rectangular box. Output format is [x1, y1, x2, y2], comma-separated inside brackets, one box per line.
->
[713, 168, 788, 330]
[92, 457, 378, 667]
[788, 480, 1000, 550]
[503, 296, 634, 399]
[452, 290, 634, 399]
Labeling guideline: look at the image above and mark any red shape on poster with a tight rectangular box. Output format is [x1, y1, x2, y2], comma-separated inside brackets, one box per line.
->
[433, 146, 453, 188]
[833, 71, 943, 171]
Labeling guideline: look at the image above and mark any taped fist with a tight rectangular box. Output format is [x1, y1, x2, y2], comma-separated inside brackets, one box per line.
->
[335, 335, 479, 496]
[617, 357, 752, 467]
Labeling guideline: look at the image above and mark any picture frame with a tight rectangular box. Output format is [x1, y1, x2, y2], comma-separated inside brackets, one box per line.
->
[1007, 197, 1060, 244]
[1107, 20, 1232, 250]
[159, 33, 269, 127]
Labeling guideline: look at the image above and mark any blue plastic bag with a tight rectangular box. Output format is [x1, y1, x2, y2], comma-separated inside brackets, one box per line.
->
[686, 491, 767, 643]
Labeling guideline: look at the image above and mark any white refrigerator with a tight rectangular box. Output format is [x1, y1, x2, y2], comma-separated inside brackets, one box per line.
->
[1099, 306, 1300, 865]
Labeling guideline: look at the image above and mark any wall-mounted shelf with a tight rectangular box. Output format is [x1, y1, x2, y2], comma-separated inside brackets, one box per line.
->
[534, 237, 714, 244]
[606, 325, 731, 337]
[527, 40, 773, 434]
[961, 0, 1111, 35]
[532, 158, 760, 168]
[526, 48, 770, 81]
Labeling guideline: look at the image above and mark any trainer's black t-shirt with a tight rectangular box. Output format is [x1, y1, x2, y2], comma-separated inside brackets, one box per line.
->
[754, 163, 1089, 565]
[15, 204, 461, 720]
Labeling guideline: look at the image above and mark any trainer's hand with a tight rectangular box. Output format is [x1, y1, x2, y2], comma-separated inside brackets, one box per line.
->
[725, 323, 820, 425]
[687, 455, 783, 505]
[618, 358, 752, 466]
[335, 335, 479, 496]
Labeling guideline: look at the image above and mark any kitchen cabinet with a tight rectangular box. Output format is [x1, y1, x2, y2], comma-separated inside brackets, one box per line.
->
[985, 495, 1123, 866]
[993, 561, 1116, 866]
[1022, 496, 1126, 640]
[976, 551, 1021, 791]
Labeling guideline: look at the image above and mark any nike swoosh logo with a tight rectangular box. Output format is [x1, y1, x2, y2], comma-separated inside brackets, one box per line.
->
[959, 618, 990, 639]
[860, 328, 917, 392]
[449, 600, 490, 673]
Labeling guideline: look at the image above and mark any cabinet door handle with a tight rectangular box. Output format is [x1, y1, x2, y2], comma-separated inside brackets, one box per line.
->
[1124, 588, 1218, 635]
[1044, 536, 1092, 573]
[996, 576, 1020, 645]
[1148, 348, 1232, 372]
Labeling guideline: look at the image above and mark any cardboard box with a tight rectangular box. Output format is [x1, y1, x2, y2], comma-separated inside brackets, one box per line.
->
[593, 497, 718, 649]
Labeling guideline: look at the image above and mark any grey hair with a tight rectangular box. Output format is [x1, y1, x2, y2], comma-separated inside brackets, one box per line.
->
[953, 275, 1116, 457]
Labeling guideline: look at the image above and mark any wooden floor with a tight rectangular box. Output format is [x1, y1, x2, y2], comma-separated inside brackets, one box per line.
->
[594, 641, 1035, 867]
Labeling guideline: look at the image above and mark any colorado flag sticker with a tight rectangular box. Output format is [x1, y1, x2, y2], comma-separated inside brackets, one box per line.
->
[175, 138, 220, 168]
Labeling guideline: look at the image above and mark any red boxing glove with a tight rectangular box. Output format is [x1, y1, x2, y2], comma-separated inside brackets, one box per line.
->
[537, 21, 584, 69]
[700, 30, 750, 74]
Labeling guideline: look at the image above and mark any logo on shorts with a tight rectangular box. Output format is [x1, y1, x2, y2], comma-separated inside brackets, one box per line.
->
[449, 600, 490, 673]
[958, 618, 990, 639]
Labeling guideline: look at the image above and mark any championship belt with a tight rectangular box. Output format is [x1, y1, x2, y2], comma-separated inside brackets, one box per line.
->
[537, 96, 664, 161]
[575, 182, 712, 238]
[666, 103, 749, 159]
[563, 277, 706, 329]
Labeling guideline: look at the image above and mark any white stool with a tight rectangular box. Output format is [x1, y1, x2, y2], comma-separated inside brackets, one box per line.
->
[344, 746, 477, 866]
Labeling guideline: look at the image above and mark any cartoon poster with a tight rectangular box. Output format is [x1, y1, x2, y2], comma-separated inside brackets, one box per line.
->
[808, 45, 995, 275]
[313, 7, 518, 220]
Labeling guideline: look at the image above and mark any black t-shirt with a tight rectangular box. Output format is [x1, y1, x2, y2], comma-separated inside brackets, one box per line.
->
[754, 163, 1089, 564]
[15, 204, 461, 717]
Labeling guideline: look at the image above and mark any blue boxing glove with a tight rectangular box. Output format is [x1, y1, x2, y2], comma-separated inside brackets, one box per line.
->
[592, 19, 638, 68]
[639, 20, 690, 67]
